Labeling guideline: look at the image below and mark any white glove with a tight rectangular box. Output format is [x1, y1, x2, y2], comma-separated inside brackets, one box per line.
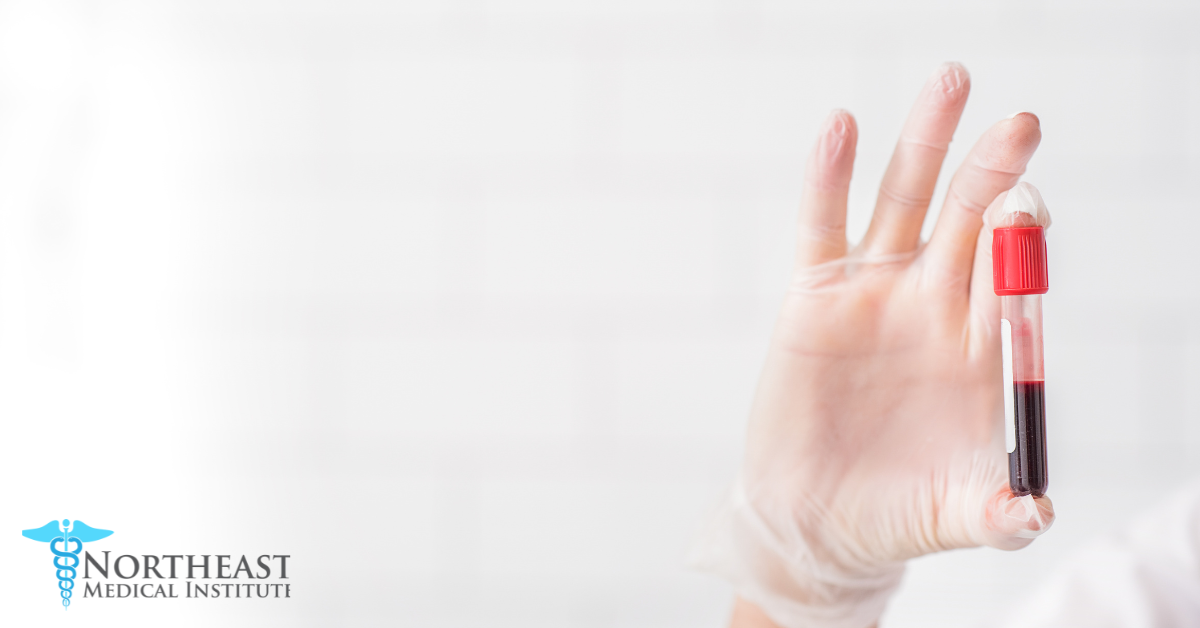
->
[690, 63, 1055, 628]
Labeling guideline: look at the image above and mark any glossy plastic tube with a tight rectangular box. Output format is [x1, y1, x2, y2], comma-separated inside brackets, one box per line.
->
[1001, 293, 1047, 497]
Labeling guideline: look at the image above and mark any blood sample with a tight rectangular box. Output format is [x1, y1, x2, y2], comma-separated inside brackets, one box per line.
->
[993, 184, 1050, 497]
[1010, 381, 1046, 496]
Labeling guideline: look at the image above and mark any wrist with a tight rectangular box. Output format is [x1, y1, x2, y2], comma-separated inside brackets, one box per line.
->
[730, 598, 879, 628]
[691, 481, 905, 628]
[731, 597, 784, 628]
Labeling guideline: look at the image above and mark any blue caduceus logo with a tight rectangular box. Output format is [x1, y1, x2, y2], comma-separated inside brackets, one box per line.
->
[22, 519, 113, 609]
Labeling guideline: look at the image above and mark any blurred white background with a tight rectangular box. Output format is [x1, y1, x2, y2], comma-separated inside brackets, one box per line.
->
[0, 0, 1197, 626]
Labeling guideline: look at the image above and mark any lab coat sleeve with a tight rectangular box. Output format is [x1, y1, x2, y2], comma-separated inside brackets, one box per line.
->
[1001, 481, 1200, 628]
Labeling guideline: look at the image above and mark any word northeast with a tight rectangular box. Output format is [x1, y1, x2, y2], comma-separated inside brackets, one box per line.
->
[81, 552, 291, 599]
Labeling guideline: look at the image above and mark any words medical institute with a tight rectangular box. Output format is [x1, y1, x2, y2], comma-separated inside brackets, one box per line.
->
[79, 552, 291, 599]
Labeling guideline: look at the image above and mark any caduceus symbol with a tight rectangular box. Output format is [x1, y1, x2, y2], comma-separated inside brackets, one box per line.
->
[22, 519, 113, 609]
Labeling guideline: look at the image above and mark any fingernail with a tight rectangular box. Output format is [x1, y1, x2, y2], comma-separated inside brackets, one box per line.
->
[824, 109, 850, 135]
[931, 62, 969, 103]
[1007, 111, 1040, 127]
[820, 109, 850, 160]
[1003, 494, 1054, 539]
[1001, 181, 1051, 229]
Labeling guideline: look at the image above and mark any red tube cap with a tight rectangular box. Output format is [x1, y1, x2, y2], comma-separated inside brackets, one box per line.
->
[993, 227, 1048, 296]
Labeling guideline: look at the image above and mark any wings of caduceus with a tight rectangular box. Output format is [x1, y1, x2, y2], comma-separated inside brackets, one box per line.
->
[22, 520, 113, 542]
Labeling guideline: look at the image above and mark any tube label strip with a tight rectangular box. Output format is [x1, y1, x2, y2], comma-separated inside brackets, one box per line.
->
[1001, 319, 1015, 454]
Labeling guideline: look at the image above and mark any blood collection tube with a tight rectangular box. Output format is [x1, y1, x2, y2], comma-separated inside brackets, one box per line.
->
[993, 212, 1050, 497]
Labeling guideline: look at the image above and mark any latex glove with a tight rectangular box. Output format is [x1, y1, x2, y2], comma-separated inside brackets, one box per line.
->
[690, 63, 1055, 628]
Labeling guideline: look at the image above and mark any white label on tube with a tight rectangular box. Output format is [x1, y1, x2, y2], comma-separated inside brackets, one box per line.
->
[1001, 319, 1015, 454]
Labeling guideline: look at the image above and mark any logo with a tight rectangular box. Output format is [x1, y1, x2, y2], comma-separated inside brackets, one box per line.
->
[22, 519, 114, 609]
[21, 519, 292, 608]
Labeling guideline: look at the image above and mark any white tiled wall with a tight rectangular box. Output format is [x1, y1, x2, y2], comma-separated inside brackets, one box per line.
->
[0, 1, 1197, 626]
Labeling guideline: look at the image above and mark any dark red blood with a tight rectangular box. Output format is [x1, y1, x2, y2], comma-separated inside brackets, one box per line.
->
[1009, 381, 1048, 497]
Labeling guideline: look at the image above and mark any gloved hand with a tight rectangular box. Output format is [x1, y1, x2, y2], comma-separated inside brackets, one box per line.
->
[690, 63, 1055, 628]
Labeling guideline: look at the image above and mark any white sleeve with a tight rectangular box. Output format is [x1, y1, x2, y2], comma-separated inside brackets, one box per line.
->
[1001, 481, 1200, 628]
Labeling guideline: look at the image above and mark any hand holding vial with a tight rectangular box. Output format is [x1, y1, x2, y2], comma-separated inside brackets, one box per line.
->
[690, 64, 1056, 628]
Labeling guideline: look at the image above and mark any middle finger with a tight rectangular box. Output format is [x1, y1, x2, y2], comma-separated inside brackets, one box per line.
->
[859, 62, 970, 255]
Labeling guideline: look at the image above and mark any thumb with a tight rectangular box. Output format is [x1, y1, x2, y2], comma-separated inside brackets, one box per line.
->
[980, 487, 1056, 550]
[938, 454, 1054, 552]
